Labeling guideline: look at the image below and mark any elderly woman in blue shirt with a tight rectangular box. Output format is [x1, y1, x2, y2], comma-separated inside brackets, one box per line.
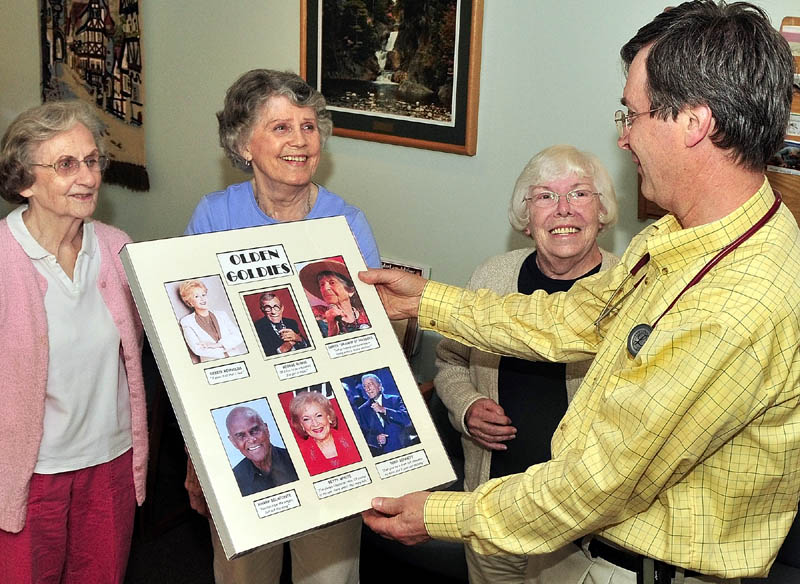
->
[184, 68, 377, 584]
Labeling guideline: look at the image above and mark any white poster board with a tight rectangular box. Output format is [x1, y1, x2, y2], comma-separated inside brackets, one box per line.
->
[121, 216, 455, 558]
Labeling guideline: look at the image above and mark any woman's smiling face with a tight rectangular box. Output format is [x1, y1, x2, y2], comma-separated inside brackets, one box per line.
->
[300, 403, 332, 442]
[242, 95, 321, 191]
[525, 171, 603, 272]
[188, 288, 209, 311]
[22, 123, 102, 226]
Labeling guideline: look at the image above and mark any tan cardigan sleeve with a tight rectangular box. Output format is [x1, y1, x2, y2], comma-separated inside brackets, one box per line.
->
[434, 249, 531, 435]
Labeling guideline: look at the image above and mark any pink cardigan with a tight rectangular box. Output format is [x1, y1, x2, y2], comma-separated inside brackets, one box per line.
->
[0, 218, 148, 533]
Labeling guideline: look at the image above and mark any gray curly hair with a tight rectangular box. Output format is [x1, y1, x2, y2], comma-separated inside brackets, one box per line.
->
[217, 69, 333, 171]
[0, 100, 105, 204]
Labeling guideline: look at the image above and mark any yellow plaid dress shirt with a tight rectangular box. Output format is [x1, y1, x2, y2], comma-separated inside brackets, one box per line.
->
[420, 180, 800, 578]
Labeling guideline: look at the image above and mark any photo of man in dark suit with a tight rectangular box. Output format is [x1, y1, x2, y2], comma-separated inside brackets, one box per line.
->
[254, 292, 308, 356]
[354, 372, 418, 456]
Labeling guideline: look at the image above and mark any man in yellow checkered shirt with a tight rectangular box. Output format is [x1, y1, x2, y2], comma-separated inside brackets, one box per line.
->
[361, 2, 799, 583]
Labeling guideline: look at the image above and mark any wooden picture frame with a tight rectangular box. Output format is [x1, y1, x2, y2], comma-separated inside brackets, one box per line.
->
[301, 0, 483, 156]
[766, 17, 800, 218]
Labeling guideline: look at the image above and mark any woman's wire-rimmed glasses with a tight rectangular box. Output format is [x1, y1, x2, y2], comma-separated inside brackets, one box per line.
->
[31, 155, 109, 177]
[614, 107, 667, 138]
[523, 190, 600, 208]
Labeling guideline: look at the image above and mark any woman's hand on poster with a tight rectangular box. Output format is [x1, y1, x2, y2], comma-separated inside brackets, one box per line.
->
[185, 457, 210, 518]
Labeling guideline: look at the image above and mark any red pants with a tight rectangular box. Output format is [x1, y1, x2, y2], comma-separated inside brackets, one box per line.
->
[0, 449, 136, 584]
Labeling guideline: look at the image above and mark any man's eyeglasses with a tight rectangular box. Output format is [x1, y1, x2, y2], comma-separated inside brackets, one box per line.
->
[614, 107, 667, 138]
[261, 304, 283, 313]
[31, 155, 109, 177]
[524, 189, 599, 208]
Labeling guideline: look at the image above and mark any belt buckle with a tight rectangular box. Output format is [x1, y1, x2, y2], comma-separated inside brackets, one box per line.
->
[653, 558, 675, 583]
[640, 557, 676, 584]
[639, 557, 652, 584]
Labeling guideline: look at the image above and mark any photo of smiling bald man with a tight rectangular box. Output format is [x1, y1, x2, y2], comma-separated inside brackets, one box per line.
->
[214, 399, 298, 497]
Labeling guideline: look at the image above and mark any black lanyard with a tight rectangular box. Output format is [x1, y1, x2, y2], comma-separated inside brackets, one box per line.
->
[625, 191, 782, 356]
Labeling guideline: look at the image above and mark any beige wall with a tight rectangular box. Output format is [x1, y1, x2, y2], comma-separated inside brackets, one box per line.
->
[1, 0, 796, 377]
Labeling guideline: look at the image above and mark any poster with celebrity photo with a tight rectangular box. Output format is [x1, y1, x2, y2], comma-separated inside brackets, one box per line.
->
[278, 382, 362, 476]
[243, 287, 312, 357]
[166, 275, 247, 364]
[341, 367, 420, 457]
[122, 217, 456, 558]
[212, 398, 298, 497]
[296, 256, 371, 338]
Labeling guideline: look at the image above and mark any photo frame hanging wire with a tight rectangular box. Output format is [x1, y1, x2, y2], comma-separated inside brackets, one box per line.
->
[301, 0, 483, 155]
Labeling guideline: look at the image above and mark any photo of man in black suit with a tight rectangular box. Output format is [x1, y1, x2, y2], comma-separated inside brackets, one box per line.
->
[254, 292, 308, 356]
[350, 370, 419, 456]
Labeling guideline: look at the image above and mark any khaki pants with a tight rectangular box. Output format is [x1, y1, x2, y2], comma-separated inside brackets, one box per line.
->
[210, 516, 361, 584]
[465, 541, 740, 584]
[465, 542, 587, 584]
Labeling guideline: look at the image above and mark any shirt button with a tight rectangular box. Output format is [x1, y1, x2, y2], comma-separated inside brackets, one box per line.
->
[644, 278, 650, 285]
[661, 267, 668, 275]
[100, 281, 107, 288]
[429, 320, 436, 327]
[560, 423, 567, 431]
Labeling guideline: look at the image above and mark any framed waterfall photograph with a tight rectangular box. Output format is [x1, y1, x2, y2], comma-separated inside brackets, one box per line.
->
[301, 0, 483, 156]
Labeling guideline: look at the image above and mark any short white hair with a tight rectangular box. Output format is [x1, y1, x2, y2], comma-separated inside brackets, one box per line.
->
[508, 144, 618, 234]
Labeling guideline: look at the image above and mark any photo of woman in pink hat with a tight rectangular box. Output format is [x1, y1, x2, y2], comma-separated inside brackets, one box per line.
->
[298, 256, 371, 337]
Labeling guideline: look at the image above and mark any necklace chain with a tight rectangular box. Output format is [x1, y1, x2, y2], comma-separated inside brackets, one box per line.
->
[254, 181, 313, 220]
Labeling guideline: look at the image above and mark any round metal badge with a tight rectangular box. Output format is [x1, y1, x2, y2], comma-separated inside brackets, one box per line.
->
[627, 324, 652, 357]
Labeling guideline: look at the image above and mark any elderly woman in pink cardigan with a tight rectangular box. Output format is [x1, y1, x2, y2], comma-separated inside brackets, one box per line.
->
[0, 101, 148, 583]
